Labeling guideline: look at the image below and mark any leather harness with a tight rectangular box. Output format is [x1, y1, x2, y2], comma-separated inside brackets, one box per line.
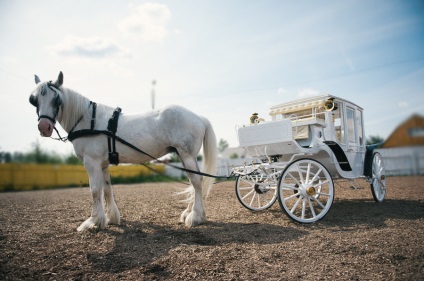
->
[67, 102, 122, 165]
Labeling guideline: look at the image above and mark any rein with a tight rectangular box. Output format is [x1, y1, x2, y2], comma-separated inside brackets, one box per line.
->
[63, 105, 233, 179]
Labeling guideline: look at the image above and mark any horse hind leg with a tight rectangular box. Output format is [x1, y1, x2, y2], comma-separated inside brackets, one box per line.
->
[103, 168, 120, 225]
[179, 155, 207, 227]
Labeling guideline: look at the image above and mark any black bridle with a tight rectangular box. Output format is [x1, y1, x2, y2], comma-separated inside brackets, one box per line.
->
[30, 82, 68, 142]
[30, 81, 62, 123]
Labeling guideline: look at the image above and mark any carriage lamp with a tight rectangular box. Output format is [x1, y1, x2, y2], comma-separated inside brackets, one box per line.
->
[250, 113, 265, 124]
[250, 113, 259, 124]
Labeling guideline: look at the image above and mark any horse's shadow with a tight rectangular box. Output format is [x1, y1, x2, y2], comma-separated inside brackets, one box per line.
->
[87, 220, 307, 273]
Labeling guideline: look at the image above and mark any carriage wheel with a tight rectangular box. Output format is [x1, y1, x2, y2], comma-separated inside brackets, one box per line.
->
[235, 170, 278, 211]
[370, 152, 386, 202]
[277, 159, 334, 223]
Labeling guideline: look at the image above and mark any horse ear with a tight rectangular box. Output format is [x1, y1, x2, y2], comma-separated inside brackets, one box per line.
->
[54, 71, 64, 87]
[34, 75, 41, 84]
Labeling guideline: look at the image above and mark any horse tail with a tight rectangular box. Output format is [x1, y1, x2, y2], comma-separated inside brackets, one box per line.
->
[201, 116, 217, 197]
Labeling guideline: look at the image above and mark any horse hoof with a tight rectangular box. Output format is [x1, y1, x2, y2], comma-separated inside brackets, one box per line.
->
[180, 209, 190, 223]
[106, 212, 121, 225]
[184, 211, 205, 227]
[77, 216, 107, 231]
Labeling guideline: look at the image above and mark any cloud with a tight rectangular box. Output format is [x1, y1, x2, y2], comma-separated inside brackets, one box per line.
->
[297, 88, 322, 98]
[118, 3, 171, 42]
[398, 101, 409, 108]
[47, 36, 129, 59]
[277, 87, 289, 95]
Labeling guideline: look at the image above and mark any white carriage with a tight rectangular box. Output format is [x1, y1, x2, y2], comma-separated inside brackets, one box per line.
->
[232, 95, 386, 223]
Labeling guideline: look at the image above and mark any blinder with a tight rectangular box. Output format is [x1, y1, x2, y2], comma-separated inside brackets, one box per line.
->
[29, 94, 38, 107]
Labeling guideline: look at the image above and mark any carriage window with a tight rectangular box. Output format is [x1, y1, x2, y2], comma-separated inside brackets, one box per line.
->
[357, 110, 364, 145]
[347, 107, 356, 144]
[333, 103, 345, 143]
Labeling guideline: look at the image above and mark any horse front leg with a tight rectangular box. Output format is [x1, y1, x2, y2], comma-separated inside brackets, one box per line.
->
[77, 161, 107, 231]
[103, 167, 120, 225]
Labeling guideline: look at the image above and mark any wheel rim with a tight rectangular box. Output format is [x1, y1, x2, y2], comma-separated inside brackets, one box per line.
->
[236, 171, 278, 211]
[278, 159, 334, 223]
[371, 153, 386, 202]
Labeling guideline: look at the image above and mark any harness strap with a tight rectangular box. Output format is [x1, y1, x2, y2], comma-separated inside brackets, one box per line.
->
[107, 107, 122, 165]
[90, 102, 97, 130]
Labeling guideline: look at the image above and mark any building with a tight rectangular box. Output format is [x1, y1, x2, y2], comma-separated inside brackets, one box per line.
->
[377, 114, 424, 175]
[382, 114, 424, 148]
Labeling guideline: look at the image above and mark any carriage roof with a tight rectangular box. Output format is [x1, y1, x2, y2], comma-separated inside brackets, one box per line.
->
[269, 94, 363, 117]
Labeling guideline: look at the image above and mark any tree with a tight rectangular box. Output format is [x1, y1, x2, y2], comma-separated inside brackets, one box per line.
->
[64, 153, 82, 165]
[169, 153, 181, 163]
[230, 153, 239, 159]
[218, 139, 229, 154]
[366, 135, 385, 145]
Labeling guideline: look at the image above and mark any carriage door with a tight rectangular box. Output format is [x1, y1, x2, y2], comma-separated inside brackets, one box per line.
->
[345, 106, 364, 177]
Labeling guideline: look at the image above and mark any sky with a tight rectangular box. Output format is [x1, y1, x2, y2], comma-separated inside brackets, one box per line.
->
[0, 0, 423, 156]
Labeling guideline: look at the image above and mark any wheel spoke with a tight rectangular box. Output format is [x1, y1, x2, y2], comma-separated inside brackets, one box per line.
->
[240, 178, 255, 185]
[242, 189, 255, 200]
[280, 183, 298, 190]
[309, 168, 322, 184]
[316, 191, 330, 197]
[284, 192, 301, 201]
[249, 192, 256, 206]
[313, 179, 329, 188]
[305, 162, 311, 183]
[308, 198, 316, 218]
[290, 196, 302, 213]
[311, 196, 326, 209]
[287, 172, 302, 187]
[296, 163, 305, 184]
[301, 198, 306, 219]
[257, 193, 261, 208]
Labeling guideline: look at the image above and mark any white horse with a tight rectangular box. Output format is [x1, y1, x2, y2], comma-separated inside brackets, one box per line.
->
[29, 72, 217, 231]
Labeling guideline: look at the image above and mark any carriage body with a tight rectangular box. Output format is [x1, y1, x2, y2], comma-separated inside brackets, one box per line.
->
[232, 95, 386, 223]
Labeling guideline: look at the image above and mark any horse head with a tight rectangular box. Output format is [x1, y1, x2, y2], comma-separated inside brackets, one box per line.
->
[29, 72, 64, 137]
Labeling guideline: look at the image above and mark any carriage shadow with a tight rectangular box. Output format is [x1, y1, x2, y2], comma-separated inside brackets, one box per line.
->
[312, 198, 424, 228]
[87, 220, 308, 274]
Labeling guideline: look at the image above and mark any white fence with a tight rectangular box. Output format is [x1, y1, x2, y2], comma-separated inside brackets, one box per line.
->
[163, 146, 424, 179]
[376, 146, 424, 176]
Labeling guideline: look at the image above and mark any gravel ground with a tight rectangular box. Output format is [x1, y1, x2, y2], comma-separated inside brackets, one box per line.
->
[0, 176, 423, 280]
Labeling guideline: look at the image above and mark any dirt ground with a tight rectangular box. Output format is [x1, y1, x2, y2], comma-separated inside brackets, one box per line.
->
[0, 176, 423, 280]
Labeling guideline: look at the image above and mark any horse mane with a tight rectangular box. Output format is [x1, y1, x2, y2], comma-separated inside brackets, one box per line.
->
[58, 87, 91, 132]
